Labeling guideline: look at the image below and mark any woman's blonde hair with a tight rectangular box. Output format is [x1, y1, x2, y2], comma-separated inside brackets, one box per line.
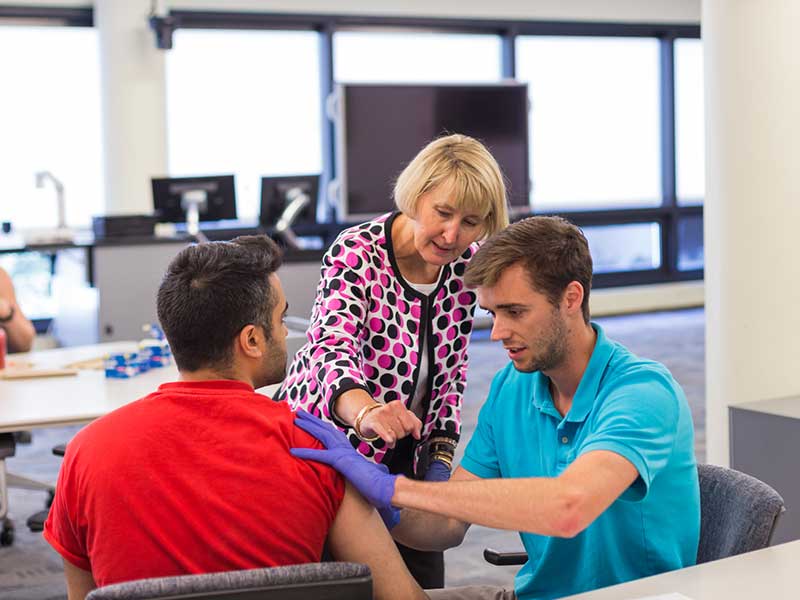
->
[393, 134, 510, 237]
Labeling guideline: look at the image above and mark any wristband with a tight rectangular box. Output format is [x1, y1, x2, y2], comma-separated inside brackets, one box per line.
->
[353, 403, 382, 442]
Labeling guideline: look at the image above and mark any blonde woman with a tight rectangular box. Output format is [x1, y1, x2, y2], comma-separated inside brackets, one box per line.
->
[277, 134, 508, 587]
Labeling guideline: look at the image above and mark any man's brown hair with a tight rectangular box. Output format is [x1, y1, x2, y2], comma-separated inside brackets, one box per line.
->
[465, 216, 593, 322]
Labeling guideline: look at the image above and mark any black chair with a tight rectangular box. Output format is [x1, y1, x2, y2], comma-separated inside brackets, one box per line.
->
[85, 563, 372, 600]
[26, 443, 67, 534]
[695, 463, 784, 563]
[484, 463, 786, 567]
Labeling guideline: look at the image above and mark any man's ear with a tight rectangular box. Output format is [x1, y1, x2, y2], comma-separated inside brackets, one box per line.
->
[562, 281, 585, 316]
[236, 324, 265, 359]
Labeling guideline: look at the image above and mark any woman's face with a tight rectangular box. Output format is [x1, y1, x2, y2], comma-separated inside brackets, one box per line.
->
[411, 183, 485, 267]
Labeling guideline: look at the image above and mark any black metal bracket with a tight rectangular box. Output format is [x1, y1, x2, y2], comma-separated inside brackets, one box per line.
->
[149, 14, 178, 50]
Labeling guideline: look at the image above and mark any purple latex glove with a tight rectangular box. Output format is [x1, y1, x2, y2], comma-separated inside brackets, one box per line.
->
[375, 462, 402, 529]
[291, 409, 398, 510]
[424, 459, 452, 482]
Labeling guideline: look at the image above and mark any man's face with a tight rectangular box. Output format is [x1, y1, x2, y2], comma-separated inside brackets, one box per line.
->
[260, 273, 289, 386]
[477, 263, 568, 373]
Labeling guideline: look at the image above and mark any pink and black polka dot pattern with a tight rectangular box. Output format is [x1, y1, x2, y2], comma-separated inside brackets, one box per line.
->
[276, 212, 478, 468]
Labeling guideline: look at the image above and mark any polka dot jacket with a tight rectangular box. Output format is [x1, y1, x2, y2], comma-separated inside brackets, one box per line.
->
[276, 212, 478, 472]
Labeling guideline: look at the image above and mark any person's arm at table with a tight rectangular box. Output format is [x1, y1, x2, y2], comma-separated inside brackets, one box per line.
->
[391, 450, 638, 537]
[63, 559, 96, 600]
[291, 411, 638, 539]
[0, 267, 35, 352]
[328, 482, 428, 600]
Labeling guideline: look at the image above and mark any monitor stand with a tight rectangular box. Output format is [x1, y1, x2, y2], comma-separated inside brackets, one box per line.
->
[181, 190, 209, 243]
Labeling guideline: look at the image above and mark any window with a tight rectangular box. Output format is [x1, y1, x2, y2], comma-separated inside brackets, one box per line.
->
[675, 38, 704, 205]
[166, 30, 322, 220]
[516, 36, 661, 212]
[677, 215, 703, 271]
[584, 222, 661, 274]
[333, 30, 502, 83]
[0, 25, 102, 229]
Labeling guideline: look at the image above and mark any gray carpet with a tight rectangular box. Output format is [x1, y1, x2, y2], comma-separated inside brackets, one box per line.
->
[0, 308, 705, 596]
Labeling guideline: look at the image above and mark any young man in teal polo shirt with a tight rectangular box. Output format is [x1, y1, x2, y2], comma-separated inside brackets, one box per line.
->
[293, 216, 700, 600]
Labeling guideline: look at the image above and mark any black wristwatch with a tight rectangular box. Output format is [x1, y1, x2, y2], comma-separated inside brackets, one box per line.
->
[0, 305, 14, 323]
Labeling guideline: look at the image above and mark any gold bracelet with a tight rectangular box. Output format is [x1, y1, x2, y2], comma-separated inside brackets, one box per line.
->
[430, 452, 453, 469]
[354, 403, 382, 442]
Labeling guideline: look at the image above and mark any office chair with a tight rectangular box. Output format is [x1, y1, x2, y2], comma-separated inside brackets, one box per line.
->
[484, 463, 785, 567]
[0, 433, 61, 545]
[695, 463, 784, 563]
[85, 563, 372, 600]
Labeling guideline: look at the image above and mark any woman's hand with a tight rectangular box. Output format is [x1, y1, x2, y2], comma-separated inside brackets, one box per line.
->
[359, 400, 423, 448]
[334, 390, 422, 447]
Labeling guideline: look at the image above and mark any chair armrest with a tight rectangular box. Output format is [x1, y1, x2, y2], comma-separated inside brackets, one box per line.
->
[483, 548, 528, 566]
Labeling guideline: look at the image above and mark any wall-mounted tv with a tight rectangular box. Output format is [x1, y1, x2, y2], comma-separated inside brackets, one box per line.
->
[333, 83, 530, 223]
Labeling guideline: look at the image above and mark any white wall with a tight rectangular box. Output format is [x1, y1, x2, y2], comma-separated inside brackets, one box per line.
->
[703, 0, 800, 465]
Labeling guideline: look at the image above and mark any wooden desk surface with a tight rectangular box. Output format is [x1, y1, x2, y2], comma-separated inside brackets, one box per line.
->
[561, 540, 800, 600]
[0, 343, 279, 433]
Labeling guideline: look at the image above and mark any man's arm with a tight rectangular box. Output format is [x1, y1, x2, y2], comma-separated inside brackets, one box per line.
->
[327, 482, 428, 600]
[63, 559, 96, 600]
[0, 268, 35, 353]
[390, 466, 475, 552]
[393, 450, 638, 538]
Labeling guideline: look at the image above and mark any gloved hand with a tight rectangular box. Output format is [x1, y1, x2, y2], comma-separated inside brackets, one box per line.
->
[291, 409, 398, 510]
[424, 459, 452, 482]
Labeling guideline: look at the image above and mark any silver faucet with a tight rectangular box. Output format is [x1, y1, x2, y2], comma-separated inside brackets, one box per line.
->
[35, 171, 66, 229]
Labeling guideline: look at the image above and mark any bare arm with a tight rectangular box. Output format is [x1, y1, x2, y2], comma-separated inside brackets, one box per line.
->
[327, 482, 428, 600]
[0, 268, 35, 353]
[390, 466, 475, 551]
[63, 559, 96, 600]
[393, 450, 638, 538]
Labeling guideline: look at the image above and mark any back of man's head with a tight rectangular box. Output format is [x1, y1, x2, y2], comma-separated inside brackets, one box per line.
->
[157, 235, 283, 372]
[465, 216, 593, 322]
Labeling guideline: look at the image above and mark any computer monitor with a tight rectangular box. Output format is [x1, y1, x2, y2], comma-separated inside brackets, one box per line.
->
[151, 174, 237, 223]
[259, 175, 319, 228]
[334, 83, 530, 222]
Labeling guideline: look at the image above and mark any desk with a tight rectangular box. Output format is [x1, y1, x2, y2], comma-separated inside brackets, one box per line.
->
[0, 343, 281, 433]
[561, 540, 800, 599]
[729, 395, 800, 544]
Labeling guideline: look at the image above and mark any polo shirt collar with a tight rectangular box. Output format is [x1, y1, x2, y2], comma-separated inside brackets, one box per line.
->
[530, 323, 615, 422]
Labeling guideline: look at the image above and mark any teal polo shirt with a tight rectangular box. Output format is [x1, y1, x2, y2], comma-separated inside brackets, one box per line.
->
[461, 323, 699, 600]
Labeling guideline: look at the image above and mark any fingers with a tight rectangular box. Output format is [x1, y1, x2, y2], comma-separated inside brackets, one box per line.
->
[361, 401, 423, 447]
[289, 448, 330, 463]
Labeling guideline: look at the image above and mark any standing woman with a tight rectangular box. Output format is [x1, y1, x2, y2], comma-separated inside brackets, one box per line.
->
[276, 134, 508, 587]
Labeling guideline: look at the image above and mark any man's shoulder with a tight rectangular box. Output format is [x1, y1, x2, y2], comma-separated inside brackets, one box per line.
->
[604, 341, 678, 390]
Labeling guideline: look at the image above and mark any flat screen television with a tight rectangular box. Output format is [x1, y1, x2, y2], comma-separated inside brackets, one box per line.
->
[151, 174, 237, 223]
[334, 83, 530, 222]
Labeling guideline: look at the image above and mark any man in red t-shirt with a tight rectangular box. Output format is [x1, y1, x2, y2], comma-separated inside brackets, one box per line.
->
[44, 235, 426, 600]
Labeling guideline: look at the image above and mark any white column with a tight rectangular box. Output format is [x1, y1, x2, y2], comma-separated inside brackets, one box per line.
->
[96, 0, 168, 215]
[703, 0, 800, 465]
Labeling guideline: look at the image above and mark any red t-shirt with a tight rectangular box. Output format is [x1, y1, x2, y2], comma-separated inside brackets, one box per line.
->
[44, 380, 344, 587]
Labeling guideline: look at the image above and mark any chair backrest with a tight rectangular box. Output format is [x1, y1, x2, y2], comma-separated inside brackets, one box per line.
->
[85, 562, 372, 600]
[697, 463, 785, 564]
